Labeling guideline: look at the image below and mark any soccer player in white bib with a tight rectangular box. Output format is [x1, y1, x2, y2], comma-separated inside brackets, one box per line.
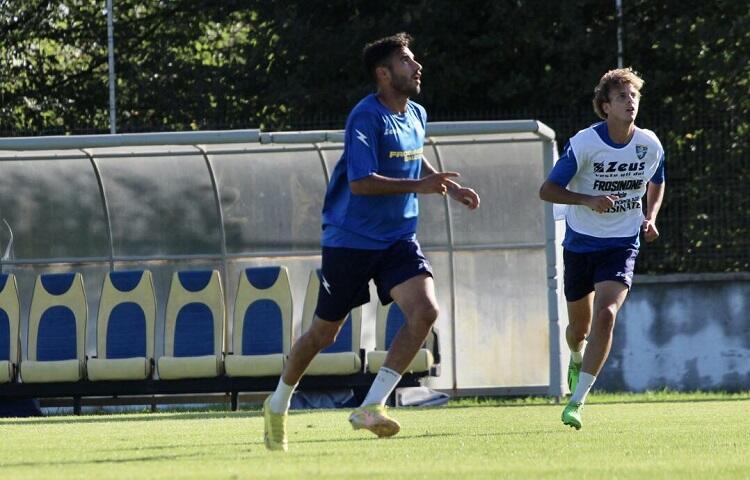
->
[539, 68, 666, 429]
[262, 33, 480, 451]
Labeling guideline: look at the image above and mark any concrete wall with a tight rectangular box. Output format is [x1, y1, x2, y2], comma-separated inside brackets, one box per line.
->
[597, 273, 750, 392]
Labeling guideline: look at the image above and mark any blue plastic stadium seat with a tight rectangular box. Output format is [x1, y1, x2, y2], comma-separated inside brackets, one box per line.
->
[174, 303, 215, 356]
[87, 270, 156, 381]
[0, 273, 20, 383]
[107, 303, 147, 358]
[367, 302, 434, 374]
[0, 313, 8, 361]
[36, 306, 77, 361]
[242, 299, 283, 355]
[225, 266, 293, 377]
[157, 270, 225, 379]
[21, 272, 87, 383]
[301, 269, 362, 375]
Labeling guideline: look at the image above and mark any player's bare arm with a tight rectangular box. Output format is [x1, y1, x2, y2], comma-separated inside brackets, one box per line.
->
[420, 156, 480, 209]
[351, 160, 480, 209]
[539, 179, 616, 213]
[642, 181, 665, 242]
[349, 171, 459, 196]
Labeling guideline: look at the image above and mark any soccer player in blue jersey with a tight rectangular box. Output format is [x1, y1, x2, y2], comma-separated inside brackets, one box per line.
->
[263, 32, 480, 451]
[539, 68, 665, 430]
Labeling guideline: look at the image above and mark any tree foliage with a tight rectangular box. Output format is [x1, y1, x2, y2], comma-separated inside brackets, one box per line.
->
[1, 1, 747, 133]
[0, 0, 747, 272]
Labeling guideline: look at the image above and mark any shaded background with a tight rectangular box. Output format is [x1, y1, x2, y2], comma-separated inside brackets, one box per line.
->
[1, 0, 748, 273]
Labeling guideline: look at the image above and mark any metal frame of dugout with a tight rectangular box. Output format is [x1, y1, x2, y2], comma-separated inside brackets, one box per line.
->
[0, 120, 563, 413]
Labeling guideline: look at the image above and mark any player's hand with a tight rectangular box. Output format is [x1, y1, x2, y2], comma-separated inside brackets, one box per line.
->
[642, 218, 659, 242]
[418, 172, 460, 195]
[446, 181, 480, 210]
[585, 195, 617, 213]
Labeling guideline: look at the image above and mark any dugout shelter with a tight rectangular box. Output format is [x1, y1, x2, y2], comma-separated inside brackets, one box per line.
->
[0, 121, 566, 408]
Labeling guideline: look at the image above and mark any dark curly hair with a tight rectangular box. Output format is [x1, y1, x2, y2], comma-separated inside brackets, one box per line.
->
[362, 32, 413, 82]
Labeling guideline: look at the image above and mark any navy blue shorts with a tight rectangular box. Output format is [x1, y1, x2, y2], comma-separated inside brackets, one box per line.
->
[314, 239, 433, 321]
[563, 247, 638, 302]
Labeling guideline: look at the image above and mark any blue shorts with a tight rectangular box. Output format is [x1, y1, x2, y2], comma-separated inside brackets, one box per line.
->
[315, 239, 433, 321]
[563, 247, 638, 302]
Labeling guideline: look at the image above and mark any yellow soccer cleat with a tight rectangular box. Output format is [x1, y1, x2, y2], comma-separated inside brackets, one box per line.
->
[263, 396, 288, 452]
[348, 404, 401, 438]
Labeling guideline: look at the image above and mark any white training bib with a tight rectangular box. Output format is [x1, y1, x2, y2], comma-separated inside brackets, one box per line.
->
[565, 126, 664, 238]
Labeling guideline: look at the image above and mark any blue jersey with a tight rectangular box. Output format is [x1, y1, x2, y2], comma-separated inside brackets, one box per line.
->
[321, 94, 427, 249]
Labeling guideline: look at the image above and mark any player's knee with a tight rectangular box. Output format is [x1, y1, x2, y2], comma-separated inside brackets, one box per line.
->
[568, 324, 589, 342]
[595, 305, 618, 333]
[410, 302, 439, 329]
[308, 325, 339, 350]
[426, 304, 439, 324]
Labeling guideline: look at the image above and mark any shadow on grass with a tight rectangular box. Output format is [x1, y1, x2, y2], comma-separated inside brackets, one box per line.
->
[292, 428, 560, 447]
[0, 409, 263, 426]
[444, 391, 750, 409]
[100, 440, 256, 453]
[4, 392, 749, 426]
[2, 451, 228, 469]
[291, 432, 459, 445]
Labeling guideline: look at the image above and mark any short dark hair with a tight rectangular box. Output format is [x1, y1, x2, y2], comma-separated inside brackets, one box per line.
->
[362, 32, 413, 81]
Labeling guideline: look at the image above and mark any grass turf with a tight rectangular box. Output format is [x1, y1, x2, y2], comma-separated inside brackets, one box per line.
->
[1, 393, 749, 479]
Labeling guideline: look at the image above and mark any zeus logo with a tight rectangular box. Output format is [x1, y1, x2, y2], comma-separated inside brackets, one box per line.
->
[604, 161, 646, 173]
[321, 274, 332, 295]
[594, 163, 604, 173]
[355, 129, 369, 147]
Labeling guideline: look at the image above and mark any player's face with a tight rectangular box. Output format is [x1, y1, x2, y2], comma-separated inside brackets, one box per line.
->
[386, 47, 422, 97]
[604, 83, 640, 123]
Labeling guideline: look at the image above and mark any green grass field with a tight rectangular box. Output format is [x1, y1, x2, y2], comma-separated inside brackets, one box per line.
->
[1, 393, 749, 479]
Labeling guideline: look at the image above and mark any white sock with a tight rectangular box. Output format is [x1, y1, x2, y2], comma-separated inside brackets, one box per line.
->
[269, 378, 297, 414]
[361, 367, 402, 407]
[570, 349, 583, 364]
[570, 372, 596, 404]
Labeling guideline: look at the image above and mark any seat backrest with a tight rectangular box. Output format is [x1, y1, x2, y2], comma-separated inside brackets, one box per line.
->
[375, 302, 417, 350]
[28, 272, 87, 361]
[97, 270, 156, 360]
[301, 269, 361, 354]
[376, 302, 439, 369]
[0, 273, 20, 366]
[164, 270, 225, 358]
[233, 266, 292, 356]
